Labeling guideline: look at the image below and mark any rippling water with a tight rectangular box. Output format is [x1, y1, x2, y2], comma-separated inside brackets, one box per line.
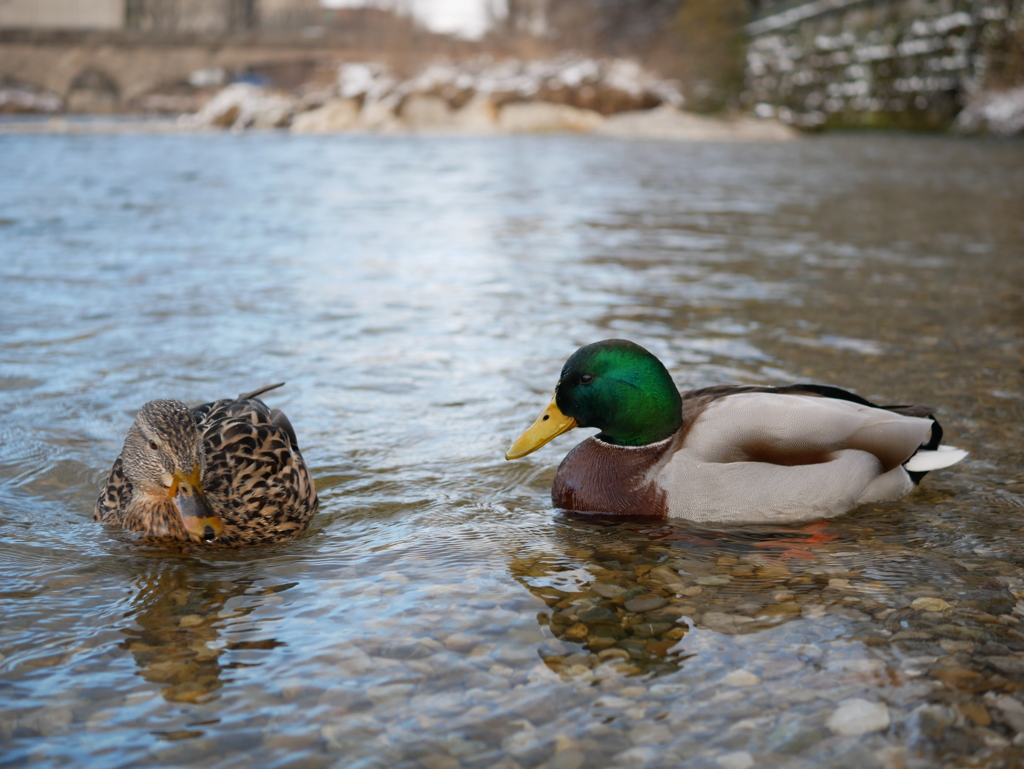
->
[2, 132, 1023, 768]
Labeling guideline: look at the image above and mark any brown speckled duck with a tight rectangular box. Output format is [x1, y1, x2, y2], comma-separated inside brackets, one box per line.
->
[95, 384, 317, 545]
[506, 339, 968, 524]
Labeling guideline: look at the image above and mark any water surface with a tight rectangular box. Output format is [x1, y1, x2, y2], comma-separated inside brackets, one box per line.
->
[2, 132, 1024, 768]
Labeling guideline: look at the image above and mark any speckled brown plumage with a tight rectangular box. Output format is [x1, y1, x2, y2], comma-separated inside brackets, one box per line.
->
[95, 384, 318, 546]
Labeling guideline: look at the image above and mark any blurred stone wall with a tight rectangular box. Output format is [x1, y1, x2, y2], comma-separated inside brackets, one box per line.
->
[744, 0, 1024, 129]
[0, 0, 123, 29]
[124, 0, 256, 33]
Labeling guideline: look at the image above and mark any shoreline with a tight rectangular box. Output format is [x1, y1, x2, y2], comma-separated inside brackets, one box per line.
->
[0, 108, 800, 141]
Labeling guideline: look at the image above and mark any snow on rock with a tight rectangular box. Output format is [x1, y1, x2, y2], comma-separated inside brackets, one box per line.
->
[339, 62, 396, 103]
[180, 83, 296, 130]
[336, 55, 683, 117]
[184, 56, 796, 141]
[954, 87, 1024, 137]
[0, 79, 62, 113]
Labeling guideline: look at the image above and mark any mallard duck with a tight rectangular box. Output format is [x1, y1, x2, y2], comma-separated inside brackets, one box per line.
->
[95, 384, 318, 545]
[506, 339, 968, 524]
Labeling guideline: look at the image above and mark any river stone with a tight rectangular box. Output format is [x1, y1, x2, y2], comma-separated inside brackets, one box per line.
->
[646, 606, 688, 622]
[696, 576, 731, 585]
[591, 583, 627, 599]
[766, 722, 829, 754]
[958, 701, 992, 726]
[759, 601, 801, 617]
[647, 565, 681, 584]
[716, 751, 754, 769]
[981, 642, 1012, 655]
[933, 624, 987, 642]
[442, 632, 484, 653]
[985, 656, 1024, 674]
[910, 704, 956, 738]
[632, 622, 674, 638]
[722, 669, 761, 687]
[599, 648, 632, 661]
[890, 630, 933, 641]
[912, 597, 951, 612]
[992, 695, 1024, 732]
[578, 605, 617, 623]
[596, 695, 634, 709]
[612, 746, 658, 767]
[588, 624, 625, 639]
[629, 721, 672, 744]
[33, 706, 73, 735]
[502, 728, 549, 760]
[702, 612, 756, 633]
[549, 749, 586, 769]
[624, 596, 667, 613]
[827, 699, 891, 736]
[365, 683, 416, 704]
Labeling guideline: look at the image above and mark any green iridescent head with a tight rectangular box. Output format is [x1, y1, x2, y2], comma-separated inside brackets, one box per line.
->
[555, 339, 683, 446]
[505, 339, 683, 459]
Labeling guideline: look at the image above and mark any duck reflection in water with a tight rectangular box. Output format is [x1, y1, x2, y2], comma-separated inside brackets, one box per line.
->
[508, 515, 857, 678]
[120, 563, 289, 703]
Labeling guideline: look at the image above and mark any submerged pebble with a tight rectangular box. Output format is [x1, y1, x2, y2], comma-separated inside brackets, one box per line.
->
[827, 700, 891, 736]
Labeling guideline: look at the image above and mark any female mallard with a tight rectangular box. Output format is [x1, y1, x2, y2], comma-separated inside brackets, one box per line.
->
[506, 340, 968, 524]
[95, 384, 317, 545]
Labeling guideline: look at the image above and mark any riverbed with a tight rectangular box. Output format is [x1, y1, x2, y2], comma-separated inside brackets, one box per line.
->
[1, 132, 1023, 768]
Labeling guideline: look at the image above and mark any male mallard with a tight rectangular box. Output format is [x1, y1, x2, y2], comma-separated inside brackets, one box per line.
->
[95, 384, 317, 545]
[506, 339, 968, 524]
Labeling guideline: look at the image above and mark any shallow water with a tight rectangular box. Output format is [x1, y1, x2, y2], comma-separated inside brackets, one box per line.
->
[1, 131, 1023, 768]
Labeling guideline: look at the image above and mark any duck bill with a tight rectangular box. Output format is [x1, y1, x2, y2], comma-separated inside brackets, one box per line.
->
[505, 397, 577, 460]
[169, 465, 223, 542]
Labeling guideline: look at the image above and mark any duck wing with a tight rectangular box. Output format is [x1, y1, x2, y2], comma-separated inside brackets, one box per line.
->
[94, 455, 131, 523]
[192, 392, 317, 544]
[658, 386, 941, 523]
[683, 390, 933, 471]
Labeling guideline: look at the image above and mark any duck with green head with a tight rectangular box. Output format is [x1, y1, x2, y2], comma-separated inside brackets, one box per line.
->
[506, 339, 968, 523]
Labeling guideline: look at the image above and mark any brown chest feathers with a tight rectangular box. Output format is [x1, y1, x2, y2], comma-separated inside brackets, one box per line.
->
[552, 436, 673, 516]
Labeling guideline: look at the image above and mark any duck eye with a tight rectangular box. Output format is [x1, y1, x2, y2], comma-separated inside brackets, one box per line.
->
[580, 374, 595, 384]
[148, 440, 158, 450]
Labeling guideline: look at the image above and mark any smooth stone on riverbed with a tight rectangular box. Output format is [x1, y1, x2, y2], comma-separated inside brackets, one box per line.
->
[624, 596, 667, 613]
[591, 583, 627, 599]
[911, 597, 951, 612]
[716, 752, 755, 769]
[722, 669, 761, 687]
[985, 656, 1024, 675]
[827, 699, 891, 736]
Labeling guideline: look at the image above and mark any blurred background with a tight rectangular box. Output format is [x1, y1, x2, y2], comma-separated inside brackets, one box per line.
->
[1, 0, 1022, 134]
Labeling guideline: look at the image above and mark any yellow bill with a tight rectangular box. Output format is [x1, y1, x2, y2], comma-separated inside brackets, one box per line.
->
[505, 397, 577, 460]
[169, 464, 224, 542]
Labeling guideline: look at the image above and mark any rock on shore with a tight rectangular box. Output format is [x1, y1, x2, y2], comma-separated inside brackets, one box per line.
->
[180, 82, 295, 130]
[183, 56, 796, 141]
[954, 87, 1024, 137]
